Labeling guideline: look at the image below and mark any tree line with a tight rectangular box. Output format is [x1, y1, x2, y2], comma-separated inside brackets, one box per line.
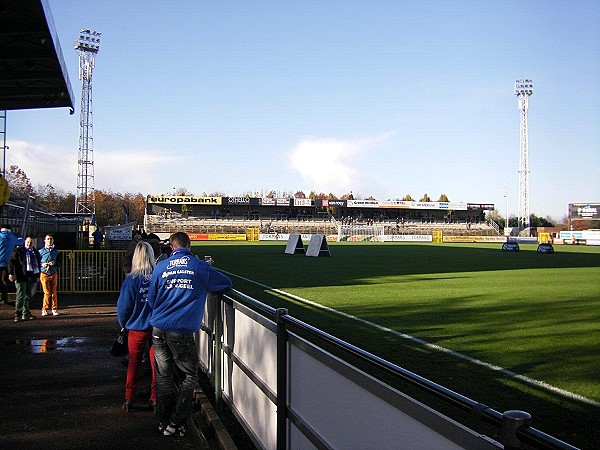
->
[6, 165, 145, 227]
[10, 164, 588, 230]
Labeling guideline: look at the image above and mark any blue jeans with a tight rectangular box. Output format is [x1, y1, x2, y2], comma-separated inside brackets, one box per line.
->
[152, 327, 199, 427]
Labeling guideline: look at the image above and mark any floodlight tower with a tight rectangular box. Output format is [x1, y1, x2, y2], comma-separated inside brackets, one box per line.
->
[515, 79, 533, 234]
[74, 29, 101, 214]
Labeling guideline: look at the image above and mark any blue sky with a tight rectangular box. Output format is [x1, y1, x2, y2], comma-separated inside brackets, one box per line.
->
[7, 0, 600, 220]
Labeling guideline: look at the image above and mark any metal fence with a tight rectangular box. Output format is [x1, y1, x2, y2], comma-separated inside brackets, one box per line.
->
[198, 290, 579, 450]
[57, 250, 126, 293]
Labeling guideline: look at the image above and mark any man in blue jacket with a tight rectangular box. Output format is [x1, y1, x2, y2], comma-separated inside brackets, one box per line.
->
[0, 225, 23, 304]
[148, 231, 231, 437]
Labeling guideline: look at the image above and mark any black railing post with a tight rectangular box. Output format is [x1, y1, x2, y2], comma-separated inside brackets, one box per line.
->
[500, 410, 531, 450]
[276, 308, 288, 450]
[214, 293, 223, 411]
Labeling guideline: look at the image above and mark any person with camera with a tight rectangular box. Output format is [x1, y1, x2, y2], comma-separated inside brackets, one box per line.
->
[148, 232, 231, 437]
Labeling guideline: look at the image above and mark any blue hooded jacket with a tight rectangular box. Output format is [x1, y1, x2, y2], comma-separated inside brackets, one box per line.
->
[117, 274, 153, 331]
[148, 248, 232, 333]
[0, 229, 23, 268]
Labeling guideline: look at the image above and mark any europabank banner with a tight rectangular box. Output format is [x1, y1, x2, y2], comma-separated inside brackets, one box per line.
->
[569, 203, 599, 220]
[147, 195, 222, 205]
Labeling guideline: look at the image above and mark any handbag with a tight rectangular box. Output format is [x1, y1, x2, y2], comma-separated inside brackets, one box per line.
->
[110, 328, 129, 357]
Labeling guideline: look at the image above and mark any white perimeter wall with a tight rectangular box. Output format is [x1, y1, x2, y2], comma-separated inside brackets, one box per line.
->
[199, 298, 501, 450]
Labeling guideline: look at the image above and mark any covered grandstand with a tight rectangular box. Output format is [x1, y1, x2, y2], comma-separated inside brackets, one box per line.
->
[144, 195, 500, 238]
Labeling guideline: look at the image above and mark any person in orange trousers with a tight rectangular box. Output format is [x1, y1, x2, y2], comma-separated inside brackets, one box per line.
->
[39, 234, 60, 316]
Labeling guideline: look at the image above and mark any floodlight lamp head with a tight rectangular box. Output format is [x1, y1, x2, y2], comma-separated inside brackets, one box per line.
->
[74, 29, 101, 53]
[515, 79, 533, 96]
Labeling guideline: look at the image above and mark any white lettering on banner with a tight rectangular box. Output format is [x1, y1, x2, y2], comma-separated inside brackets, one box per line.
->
[577, 206, 598, 218]
[228, 197, 250, 205]
[294, 198, 312, 207]
[106, 223, 135, 241]
[349, 200, 469, 210]
[347, 200, 379, 208]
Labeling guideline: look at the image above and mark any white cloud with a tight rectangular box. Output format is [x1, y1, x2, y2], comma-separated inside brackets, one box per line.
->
[95, 151, 182, 194]
[6, 139, 76, 191]
[7, 139, 182, 195]
[287, 133, 394, 196]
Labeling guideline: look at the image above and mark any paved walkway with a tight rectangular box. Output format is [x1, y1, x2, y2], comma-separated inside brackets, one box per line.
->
[0, 293, 205, 450]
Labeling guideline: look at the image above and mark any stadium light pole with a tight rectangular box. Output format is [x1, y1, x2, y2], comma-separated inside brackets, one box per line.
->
[515, 79, 533, 235]
[74, 29, 101, 215]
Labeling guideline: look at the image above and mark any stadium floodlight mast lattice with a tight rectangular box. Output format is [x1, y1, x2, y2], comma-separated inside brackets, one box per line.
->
[515, 79, 533, 235]
[74, 29, 101, 215]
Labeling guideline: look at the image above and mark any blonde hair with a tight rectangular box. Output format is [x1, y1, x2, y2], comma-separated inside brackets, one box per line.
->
[128, 241, 155, 278]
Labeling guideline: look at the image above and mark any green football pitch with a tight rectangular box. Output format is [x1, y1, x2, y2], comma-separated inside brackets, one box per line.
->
[192, 241, 600, 448]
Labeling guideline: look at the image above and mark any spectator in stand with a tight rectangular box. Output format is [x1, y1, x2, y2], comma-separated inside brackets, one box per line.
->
[117, 240, 157, 412]
[92, 227, 104, 249]
[148, 232, 232, 437]
[39, 234, 61, 316]
[8, 236, 41, 322]
[0, 225, 23, 305]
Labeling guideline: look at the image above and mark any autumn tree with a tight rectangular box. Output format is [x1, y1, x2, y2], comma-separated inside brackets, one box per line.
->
[401, 194, 414, 201]
[173, 187, 193, 196]
[94, 190, 124, 226]
[6, 165, 33, 197]
[35, 183, 75, 212]
[122, 192, 145, 224]
[207, 190, 227, 197]
[294, 191, 306, 199]
[438, 194, 449, 202]
[420, 193, 431, 202]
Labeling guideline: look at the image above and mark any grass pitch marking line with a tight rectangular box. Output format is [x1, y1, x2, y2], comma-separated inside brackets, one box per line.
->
[223, 270, 600, 408]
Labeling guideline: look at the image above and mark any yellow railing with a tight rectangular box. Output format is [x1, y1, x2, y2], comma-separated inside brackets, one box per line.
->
[57, 250, 127, 293]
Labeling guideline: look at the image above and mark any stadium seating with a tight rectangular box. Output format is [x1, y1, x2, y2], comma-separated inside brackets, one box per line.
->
[144, 213, 500, 237]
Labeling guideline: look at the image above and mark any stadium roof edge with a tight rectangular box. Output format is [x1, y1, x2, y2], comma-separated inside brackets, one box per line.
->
[0, 0, 75, 114]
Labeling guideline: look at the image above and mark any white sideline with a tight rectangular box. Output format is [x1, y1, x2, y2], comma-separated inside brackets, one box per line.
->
[222, 270, 600, 408]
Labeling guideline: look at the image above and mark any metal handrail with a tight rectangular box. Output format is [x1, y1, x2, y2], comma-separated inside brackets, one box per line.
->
[227, 288, 578, 450]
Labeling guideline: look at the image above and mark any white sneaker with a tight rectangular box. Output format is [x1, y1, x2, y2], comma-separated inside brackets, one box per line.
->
[52, 310, 59, 316]
[41, 310, 48, 316]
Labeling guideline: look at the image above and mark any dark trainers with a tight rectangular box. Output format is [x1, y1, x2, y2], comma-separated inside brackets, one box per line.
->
[22, 313, 35, 320]
[163, 424, 186, 436]
[14, 315, 21, 322]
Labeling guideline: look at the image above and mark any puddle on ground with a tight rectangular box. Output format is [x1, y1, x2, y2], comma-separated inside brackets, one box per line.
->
[7, 337, 92, 353]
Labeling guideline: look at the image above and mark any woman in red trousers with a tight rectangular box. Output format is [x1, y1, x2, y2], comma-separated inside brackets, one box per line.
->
[116, 241, 157, 411]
